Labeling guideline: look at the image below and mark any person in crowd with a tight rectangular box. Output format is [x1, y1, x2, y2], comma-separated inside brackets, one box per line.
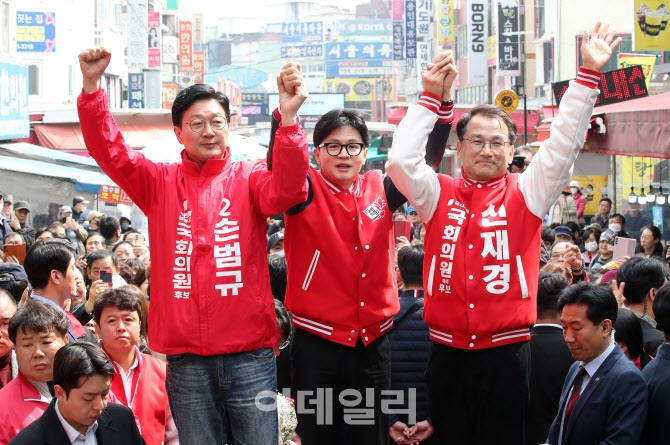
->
[267, 232, 285, 256]
[590, 197, 611, 228]
[549, 187, 578, 225]
[392, 211, 407, 221]
[0, 299, 70, 443]
[8, 201, 35, 250]
[406, 205, 421, 233]
[614, 308, 651, 370]
[23, 238, 95, 343]
[34, 227, 55, 242]
[526, 273, 573, 445]
[565, 221, 583, 249]
[112, 240, 136, 266]
[623, 202, 651, 241]
[119, 216, 132, 234]
[2, 233, 26, 264]
[386, 22, 620, 444]
[93, 287, 177, 445]
[0, 191, 12, 250]
[58, 206, 87, 256]
[119, 258, 145, 285]
[547, 283, 647, 445]
[608, 213, 630, 239]
[553, 225, 573, 244]
[270, 254, 291, 393]
[99, 216, 122, 250]
[8, 342, 145, 445]
[119, 231, 150, 260]
[616, 256, 667, 357]
[71, 197, 89, 224]
[643, 282, 670, 444]
[1, 199, 11, 219]
[588, 229, 615, 273]
[71, 249, 122, 328]
[268, 252, 287, 304]
[274, 297, 292, 393]
[79, 46, 309, 444]
[548, 242, 588, 284]
[0, 264, 30, 304]
[71, 266, 87, 308]
[86, 210, 104, 232]
[84, 232, 105, 256]
[387, 244, 435, 445]
[511, 145, 535, 174]
[48, 222, 66, 239]
[0, 290, 18, 390]
[581, 227, 601, 268]
[542, 226, 555, 251]
[541, 262, 573, 282]
[640, 225, 664, 258]
[569, 181, 586, 223]
[282, 51, 453, 444]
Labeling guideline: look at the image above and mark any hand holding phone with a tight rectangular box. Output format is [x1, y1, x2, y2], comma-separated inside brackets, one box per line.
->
[99, 269, 113, 288]
[135, 234, 145, 245]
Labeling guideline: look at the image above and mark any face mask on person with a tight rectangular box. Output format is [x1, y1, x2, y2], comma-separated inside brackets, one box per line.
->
[570, 187, 579, 195]
[585, 241, 598, 252]
[121, 223, 130, 231]
[80, 205, 87, 212]
[609, 224, 622, 234]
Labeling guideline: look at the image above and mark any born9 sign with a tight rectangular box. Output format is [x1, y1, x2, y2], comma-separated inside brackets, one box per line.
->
[552, 65, 648, 108]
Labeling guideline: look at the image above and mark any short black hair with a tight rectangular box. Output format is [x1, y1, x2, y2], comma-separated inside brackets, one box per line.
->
[53, 342, 115, 397]
[541, 226, 555, 247]
[614, 308, 644, 359]
[0, 277, 29, 303]
[274, 298, 292, 345]
[86, 249, 118, 270]
[599, 197, 612, 206]
[397, 243, 424, 288]
[112, 241, 133, 255]
[268, 252, 287, 303]
[8, 298, 69, 344]
[617, 257, 667, 305]
[537, 272, 570, 319]
[313, 109, 370, 148]
[583, 228, 602, 244]
[514, 145, 534, 157]
[93, 286, 143, 325]
[457, 104, 517, 144]
[172, 83, 230, 127]
[98, 216, 120, 240]
[565, 221, 583, 241]
[35, 227, 57, 240]
[23, 238, 76, 290]
[558, 282, 618, 327]
[85, 231, 104, 244]
[610, 213, 625, 225]
[653, 283, 670, 335]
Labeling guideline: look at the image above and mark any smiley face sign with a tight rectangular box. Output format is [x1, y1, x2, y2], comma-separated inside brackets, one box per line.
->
[495, 90, 519, 113]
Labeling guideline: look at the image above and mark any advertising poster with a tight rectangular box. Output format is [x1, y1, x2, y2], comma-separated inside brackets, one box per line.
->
[127, 0, 148, 68]
[148, 12, 162, 68]
[406, 0, 417, 59]
[193, 51, 205, 83]
[128, 73, 145, 109]
[633, 0, 670, 50]
[571, 176, 609, 216]
[618, 53, 657, 87]
[438, 0, 455, 44]
[281, 21, 323, 43]
[324, 78, 394, 102]
[497, 0, 520, 76]
[162, 84, 178, 109]
[16, 11, 56, 52]
[417, 0, 431, 36]
[393, 21, 404, 60]
[179, 21, 193, 72]
[467, 0, 488, 84]
[162, 13, 178, 61]
[0, 62, 30, 139]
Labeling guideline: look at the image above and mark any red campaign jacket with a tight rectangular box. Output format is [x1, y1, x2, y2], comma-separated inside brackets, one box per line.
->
[105, 346, 168, 445]
[285, 168, 400, 347]
[0, 373, 48, 444]
[78, 88, 309, 355]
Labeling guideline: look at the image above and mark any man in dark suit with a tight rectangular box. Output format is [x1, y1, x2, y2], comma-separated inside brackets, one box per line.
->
[9, 342, 145, 444]
[546, 282, 647, 445]
[525, 273, 574, 445]
[616, 257, 667, 357]
[643, 282, 670, 444]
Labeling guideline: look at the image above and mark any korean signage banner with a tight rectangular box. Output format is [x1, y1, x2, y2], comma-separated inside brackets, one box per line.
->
[393, 0, 404, 20]
[282, 21, 323, 43]
[393, 21, 404, 61]
[242, 93, 268, 116]
[416, 0, 431, 36]
[406, 0, 417, 59]
[327, 61, 395, 78]
[193, 52, 205, 83]
[633, 0, 670, 50]
[326, 42, 394, 61]
[335, 20, 393, 40]
[324, 78, 394, 102]
[148, 12, 162, 68]
[127, 0, 148, 68]
[16, 11, 56, 52]
[162, 84, 179, 109]
[162, 14, 178, 60]
[128, 73, 145, 109]
[467, 0, 489, 84]
[497, 0, 520, 77]
[99, 185, 133, 206]
[438, 0, 455, 44]
[193, 14, 205, 44]
[281, 45, 323, 58]
[179, 21, 193, 72]
[618, 53, 657, 88]
[0, 62, 30, 139]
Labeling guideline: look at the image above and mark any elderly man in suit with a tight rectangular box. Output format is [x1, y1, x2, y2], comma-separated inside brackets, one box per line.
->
[9, 342, 145, 445]
[546, 282, 647, 445]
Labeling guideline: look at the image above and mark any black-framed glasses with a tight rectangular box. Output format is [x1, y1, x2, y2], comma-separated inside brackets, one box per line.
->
[185, 117, 227, 133]
[462, 138, 512, 153]
[318, 142, 365, 156]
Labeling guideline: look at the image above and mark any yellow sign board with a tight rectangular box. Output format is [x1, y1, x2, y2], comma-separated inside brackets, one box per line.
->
[571, 176, 609, 216]
[437, 0, 455, 44]
[494, 90, 519, 113]
[324, 78, 395, 102]
[633, 0, 670, 50]
[618, 53, 657, 88]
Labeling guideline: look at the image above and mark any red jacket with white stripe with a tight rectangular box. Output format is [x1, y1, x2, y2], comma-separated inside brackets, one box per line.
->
[386, 69, 602, 350]
[78, 88, 309, 355]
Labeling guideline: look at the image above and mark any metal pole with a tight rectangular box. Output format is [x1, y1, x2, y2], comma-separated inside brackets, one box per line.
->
[524, 94, 528, 145]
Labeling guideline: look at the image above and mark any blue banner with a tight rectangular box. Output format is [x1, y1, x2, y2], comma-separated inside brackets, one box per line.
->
[16, 11, 56, 52]
[405, 0, 416, 59]
[325, 42, 394, 61]
[282, 21, 323, 43]
[281, 45, 323, 58]
[393, 21, 404, 60]
[128, 73, 145, 109]
[326, 60, 394, 78]
[0, 63, 30, 139]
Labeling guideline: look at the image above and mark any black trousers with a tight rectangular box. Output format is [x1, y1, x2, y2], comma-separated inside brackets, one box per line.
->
[427, 340, 531, 445]
[290, 328, 391, 445]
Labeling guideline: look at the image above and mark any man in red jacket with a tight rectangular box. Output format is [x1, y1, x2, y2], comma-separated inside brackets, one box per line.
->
[386, 22, 621, 445]
[78, 47, 310, 444]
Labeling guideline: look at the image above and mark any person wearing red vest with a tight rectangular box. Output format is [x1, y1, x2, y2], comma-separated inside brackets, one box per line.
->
[278, 52, 455, 445]
[386, 23, 622, 445]
[94, 286, 177, 445]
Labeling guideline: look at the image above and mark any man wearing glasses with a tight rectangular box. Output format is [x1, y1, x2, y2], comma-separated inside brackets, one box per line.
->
[386, 21, 621, 445]
[77, 47, 310, 444]
[279, 53, 455, 444]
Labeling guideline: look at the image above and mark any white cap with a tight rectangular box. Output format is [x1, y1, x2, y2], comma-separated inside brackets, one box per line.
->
[569, 180, 579, 188]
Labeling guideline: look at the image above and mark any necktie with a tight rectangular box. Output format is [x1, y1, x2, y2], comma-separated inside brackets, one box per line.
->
[563, 366, 587, 439]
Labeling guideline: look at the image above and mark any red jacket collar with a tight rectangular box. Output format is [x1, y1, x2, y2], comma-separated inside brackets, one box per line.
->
[460, 167, 506, 189]
[180, 148, 231, 177]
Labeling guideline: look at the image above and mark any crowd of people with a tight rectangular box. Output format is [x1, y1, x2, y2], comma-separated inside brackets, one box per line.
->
[0, 19, 668, 445]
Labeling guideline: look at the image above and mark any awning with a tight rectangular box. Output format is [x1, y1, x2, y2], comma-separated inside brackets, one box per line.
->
[33, 123, 174, 150]
[536, 117, 604, 143]
[0, 141, 101, 171]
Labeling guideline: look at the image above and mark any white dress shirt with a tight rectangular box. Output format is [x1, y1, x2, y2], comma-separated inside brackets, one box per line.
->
[55, 399, 99, 445]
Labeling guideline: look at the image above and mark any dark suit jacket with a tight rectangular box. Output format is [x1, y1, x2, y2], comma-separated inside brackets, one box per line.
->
[525, 325, 575, 445]
[639, 318, 664, 357]
[547, 344, 647, 445]
[8, 399, 146, 445]
[643, 342, 670, 445]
